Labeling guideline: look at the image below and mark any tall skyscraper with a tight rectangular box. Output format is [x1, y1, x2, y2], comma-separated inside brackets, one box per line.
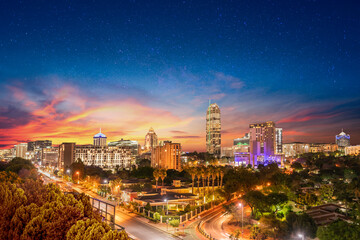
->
[15, 143, 28, 158]
[249, 121, 276, 166]
[93, 129, 107, 146]
[206, 102, 221, 157]
[151, 141, 181, 170]
[275, 128, 283, 154]
[27, 140, 52, 151]
[336, 130, 350, 148]
[58, 142, 76, 170]
[145, 127, 158, 151]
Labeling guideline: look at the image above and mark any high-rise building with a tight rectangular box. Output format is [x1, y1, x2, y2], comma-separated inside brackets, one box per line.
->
[108, 139, 139, 166]
[15, 143, 28, 158]
[249, 121, 279, 166]
[42, 146, 58, 166]
[275, 128, 283, 154]
[283, 142, 310, 157]
[336, 130, 350, 148]
[75, 145, 133, 170]
[206, 102, 221, 157]
[93, 129, 107, 146]
[145, 127, 158, 151]
[151, 141, 181, 170]
[345, 145, 360, 156]
[58, 143, 76, 170]
[27, 140, 52, 151]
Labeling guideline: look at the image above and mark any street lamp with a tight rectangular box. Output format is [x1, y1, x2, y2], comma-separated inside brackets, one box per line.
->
[165, 199, 169, 215]
[76, 171, 80, 184]
[239, 203, 243, 239]
[298, 233, 304, 240]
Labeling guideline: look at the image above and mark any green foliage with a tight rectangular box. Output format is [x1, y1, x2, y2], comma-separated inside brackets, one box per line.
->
[184, 204, 191, 212]
[169, 219, 180, 227]
[145, 202, 151, 211]
[259, 214, 288, 239]
[70, 158, 85, 180]
[319, 184, 334, 203]
[0, 172, 128, 240]
[286, 212, 317, 238]
[317, 220, 360, 240]
[291, 162, 303, 171]
[153, 212, 161, 221]
[5, 157, 34, 174]
[130, 166, 154, 179]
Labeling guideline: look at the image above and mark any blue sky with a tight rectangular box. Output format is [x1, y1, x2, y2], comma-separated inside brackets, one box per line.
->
[0, 0, 359, 150]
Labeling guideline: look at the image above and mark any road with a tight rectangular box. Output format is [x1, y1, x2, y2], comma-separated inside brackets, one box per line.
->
[39, 170, 176, 240]
[184, 199, 246, 240]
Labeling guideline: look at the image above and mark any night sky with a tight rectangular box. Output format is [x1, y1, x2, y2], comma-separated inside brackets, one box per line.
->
[0, 0, 359, 151]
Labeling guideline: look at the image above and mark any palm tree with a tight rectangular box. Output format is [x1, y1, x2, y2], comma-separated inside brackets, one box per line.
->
[215, 166, 220, 188]
[160, 168, 167, 187]
[209, 166, 216, 194]
[200, 167, 206, 196]
[109, 177, 122, 195]
[196, 167, 201, 195]
[220, 166, 225, 188]
[186, 167, 197, 194]
[206, 167, 211, 194]
[153, 168, 160, 191]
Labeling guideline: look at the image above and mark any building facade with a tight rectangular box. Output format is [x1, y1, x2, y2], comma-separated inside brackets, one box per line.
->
[145, 127, 158, 151]
[249, 121, 281, 166]
[283, 142, 310, 157]
[58, 143, 76, 170]
[93, 129, 107, 147]
[336, 130, 350, 148]
[206, 103, 221, 157]
[15, 143, 28, 158]
[75, 145, 133, 170]
[275, 128, 283, 154]
[234, 133, 250, 146]
[345, 145, 360, 156]
[151, 141, 181, 171]
[42, 147, 58, 166]
[27, 140, 52, 151]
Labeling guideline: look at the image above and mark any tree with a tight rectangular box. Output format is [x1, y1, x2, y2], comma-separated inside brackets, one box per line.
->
[242, 190, 268, 218]
[109, 178, 122, 195]
[70, 158, 85, 181]
[185, 167, 197, 194]
[159, 169, 167, 187]
[319, 184, 334, 203]
[200, 167, 206, 196]
[153, 168, 160, 191]
[317, 220, 360, 240]
[145, 202, 151, 211]
[5, 157, 34, 174]
[291, 162, 303, 171]
[267, 193, 288, 214]
[209, 166, 217, 194]
[286, 212, 317, 239]
[0, 172, 129, 240]
[219, 166, 225, 188]
[259, 214, 289, 239]
[169, 219, 180, 227]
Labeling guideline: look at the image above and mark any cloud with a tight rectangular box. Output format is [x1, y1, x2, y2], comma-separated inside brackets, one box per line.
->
[170, 130, 188, 134]
[172, 135, 201, 139]
[214, 72, 245, 89]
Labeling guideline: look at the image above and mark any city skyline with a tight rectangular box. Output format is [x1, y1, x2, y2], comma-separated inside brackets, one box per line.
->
[1, 1, 360, 151]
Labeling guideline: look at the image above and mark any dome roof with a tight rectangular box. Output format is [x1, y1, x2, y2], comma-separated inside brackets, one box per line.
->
[94, 128, 106, 138]
[94, 132, 106, 138]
